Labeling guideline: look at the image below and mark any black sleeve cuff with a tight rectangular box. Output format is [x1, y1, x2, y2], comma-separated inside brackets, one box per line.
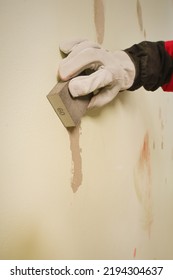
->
[124, 41, 173, 91]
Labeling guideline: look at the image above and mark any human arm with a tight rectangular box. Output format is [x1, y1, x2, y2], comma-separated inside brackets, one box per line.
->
[124, 40, 173, 92]
[58, 39, 173, 108]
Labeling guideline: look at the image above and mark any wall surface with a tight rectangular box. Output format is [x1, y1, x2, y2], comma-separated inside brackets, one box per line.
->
[1, 0, 173, 260]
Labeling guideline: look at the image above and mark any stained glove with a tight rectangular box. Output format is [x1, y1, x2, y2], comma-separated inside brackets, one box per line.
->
[58, 39, 136, 108]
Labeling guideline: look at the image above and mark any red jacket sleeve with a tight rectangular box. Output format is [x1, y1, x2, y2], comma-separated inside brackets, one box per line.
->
[162, 41, 173, 92]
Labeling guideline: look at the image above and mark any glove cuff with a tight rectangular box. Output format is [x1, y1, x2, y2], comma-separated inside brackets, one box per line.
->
[114, 51, 136, 90]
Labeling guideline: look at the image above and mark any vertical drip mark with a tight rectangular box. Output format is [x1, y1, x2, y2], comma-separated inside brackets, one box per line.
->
[67, 1, 105, 193]
[136, 0, 147, 39]
[68, 125, 83, 193]
[136, 0, 143, 32]
[143, 29, 147, 40]
[133, 248, 137, 258]
[134, 132, 153, 238]
[159, 107, 165, 150]
[67, 0, 105, 193]
[94, 0, 105, 44]
[159, 107, 164, 131]
[161, 140, 164, 150]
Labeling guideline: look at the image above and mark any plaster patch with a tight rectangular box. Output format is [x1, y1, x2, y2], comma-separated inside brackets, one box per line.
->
[68, 125, 83, 193]
[137, 0, 147, 39]
[136, 0, 143, 32]
[134, 132, 153, 237]
[133, 247, 137, 258]
[67, 0, 105, 193]
[94, 0, 105, 44]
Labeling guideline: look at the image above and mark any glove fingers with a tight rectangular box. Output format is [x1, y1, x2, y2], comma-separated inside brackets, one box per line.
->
[88, 85, 121, 109]
[68, 68, 113, 97]
[59, 47, 105, 80]
[59, 38, 87, 54]
[59, 39, 101, 55]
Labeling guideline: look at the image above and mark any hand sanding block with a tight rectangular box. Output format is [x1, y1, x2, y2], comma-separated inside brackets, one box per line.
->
[47, 81, 92, 128]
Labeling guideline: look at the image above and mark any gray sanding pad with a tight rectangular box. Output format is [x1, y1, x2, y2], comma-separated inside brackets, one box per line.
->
[47, 81, 92, 127]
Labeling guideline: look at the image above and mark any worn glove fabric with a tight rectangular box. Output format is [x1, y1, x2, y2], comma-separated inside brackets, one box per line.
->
[58, 39, 136, 108]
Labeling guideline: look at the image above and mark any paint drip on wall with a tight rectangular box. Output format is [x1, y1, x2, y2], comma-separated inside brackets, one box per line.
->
[67, 0, 105, 193]
[68, 126, 83, 193]
[94, 0, 105, 44]
[133, 247, 137, 258]
[134, 132, 153, 237]
[136, 0, 147, 39]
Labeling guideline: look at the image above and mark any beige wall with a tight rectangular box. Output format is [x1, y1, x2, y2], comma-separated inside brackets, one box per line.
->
[1, 0, 173, 259]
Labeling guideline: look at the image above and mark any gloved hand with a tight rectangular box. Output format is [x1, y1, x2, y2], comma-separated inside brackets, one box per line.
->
[58, 39, 136, 108]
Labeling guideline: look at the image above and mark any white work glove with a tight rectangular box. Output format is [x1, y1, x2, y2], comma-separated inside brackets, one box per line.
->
[58, 39, 136, 108]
